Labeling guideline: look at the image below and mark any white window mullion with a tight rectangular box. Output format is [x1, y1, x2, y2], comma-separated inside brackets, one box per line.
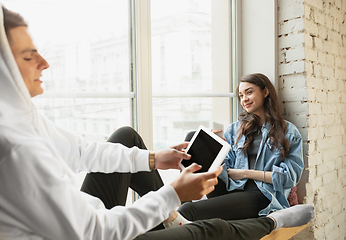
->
[231, 0, 242, 120]
[211, 0, 232, 128]
[135, 0, 153, 150]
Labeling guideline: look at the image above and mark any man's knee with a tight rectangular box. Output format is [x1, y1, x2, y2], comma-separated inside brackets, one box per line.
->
[107, 126, 146, 149]
[191, 219, 230, 240]
[185, 131, 195, 141]
[113, 126, 137, 137]
[178, 202, 197, 220]
[107, 126, 137, 144]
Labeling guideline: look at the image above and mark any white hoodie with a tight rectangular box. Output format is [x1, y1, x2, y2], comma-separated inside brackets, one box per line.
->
[0, 6, 180, 240]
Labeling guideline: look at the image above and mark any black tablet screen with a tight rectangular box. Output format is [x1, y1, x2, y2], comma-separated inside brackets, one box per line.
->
[181, 130, 222, 173]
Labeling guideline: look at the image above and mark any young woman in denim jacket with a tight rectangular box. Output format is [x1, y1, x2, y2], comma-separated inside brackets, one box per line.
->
[177, 73, 304, 222]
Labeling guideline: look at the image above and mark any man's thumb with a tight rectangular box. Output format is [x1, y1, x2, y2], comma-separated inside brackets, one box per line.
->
[185, 163, 202, 173]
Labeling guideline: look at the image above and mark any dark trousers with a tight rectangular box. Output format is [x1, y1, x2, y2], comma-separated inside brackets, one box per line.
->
[81, 126, 164, 209]
[178, 179, 271, 221]
[80, 126, 274, 240]
[178, 131, 271, 221]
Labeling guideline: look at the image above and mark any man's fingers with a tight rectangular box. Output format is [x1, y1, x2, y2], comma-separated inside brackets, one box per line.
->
[203, 185, 216, 196]
[214, 166, 223, 176]
[197, 179, 218, 197]
[203, 176, 218, 188]
[172, 148, 191, 160]
[184, 163, 202, 173]
[198, 166, 222, 180]
[172, 142, 189, 151]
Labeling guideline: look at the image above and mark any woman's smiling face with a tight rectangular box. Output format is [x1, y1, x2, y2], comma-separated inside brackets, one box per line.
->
[238, 81, 268, 117]
[8, 26, 49, 97]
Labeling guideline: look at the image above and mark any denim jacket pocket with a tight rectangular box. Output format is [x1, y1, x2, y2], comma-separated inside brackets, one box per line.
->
[231, 137, 246, 169]
[232, 144, 242, 152]
[232, 136, 245, 151]
[265, 138, 282, 156]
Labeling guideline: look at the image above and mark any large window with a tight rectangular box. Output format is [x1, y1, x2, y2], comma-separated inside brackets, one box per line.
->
[4, 0, 239, 190]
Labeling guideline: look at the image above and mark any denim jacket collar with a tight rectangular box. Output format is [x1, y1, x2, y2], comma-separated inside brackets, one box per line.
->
[236, 122, 270, 148]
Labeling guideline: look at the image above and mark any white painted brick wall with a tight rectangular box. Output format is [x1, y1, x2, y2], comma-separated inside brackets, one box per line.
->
[278, 0, 346, 239]
[279, 32, 305, 49]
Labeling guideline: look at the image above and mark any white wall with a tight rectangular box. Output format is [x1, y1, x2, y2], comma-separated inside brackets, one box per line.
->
[241, 0, 277, 85]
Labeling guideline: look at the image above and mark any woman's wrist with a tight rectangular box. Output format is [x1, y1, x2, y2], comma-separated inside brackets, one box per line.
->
[243, 169, 250, 179]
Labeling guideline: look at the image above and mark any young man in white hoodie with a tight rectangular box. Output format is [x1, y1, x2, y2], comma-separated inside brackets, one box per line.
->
[0, 5, 314, 240]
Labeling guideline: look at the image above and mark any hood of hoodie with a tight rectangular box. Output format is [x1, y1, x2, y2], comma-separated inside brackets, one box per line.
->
[0, 5, 60, 161]
[0, 5, 36, 126]
[0, 4, 87, 187]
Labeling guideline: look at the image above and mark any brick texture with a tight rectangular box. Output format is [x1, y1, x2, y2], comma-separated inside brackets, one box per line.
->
[278, 0, 346, 239]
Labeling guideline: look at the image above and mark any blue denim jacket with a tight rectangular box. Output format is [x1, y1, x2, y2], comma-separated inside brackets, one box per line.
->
[218, 120, 304, 216]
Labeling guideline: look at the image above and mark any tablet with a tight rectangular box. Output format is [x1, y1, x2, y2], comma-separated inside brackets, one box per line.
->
[179, 125, 231, 173]
[212, 121, 224, 138]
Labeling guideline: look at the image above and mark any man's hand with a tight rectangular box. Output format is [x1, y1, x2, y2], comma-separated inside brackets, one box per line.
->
[171, 164, 222, 202]
[154, 142, 191, 170]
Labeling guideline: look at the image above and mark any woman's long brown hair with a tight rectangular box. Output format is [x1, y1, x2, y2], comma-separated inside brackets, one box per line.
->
[236, 73, 289, 160]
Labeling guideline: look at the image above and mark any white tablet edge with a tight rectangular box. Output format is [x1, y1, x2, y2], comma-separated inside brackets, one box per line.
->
[179, 125, 231, 172]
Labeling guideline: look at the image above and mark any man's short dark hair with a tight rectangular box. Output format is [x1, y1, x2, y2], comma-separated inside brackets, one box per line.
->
[2, 6, 28, 41]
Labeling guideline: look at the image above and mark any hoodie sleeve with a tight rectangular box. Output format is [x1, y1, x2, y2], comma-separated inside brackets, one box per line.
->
[0, 144, 180, 240]
[38, 115, 150, 173]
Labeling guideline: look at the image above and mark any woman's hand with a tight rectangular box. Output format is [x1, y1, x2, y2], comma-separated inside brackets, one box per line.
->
[227, 168, 246, 180]
[211, 129, 226, 141]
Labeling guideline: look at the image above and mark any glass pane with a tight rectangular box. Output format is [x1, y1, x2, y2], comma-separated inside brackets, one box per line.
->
[5, 0, 131, 141]
[151, 0, 213, 94]
[33, 97, 131, 142]
[151, 0, 232, 184]
[153, 97, 213, 147]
